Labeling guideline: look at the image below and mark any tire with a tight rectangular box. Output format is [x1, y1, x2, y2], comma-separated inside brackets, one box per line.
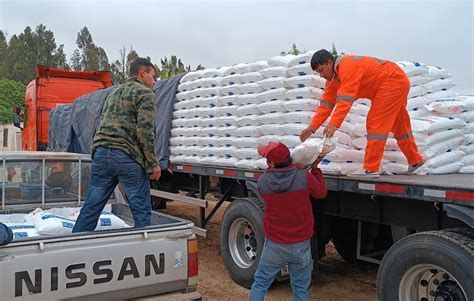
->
[377, 229, 474, 301]
[220, 197, 264, 289]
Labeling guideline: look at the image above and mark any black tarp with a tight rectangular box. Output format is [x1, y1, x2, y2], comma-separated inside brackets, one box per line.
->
[47, 73, 185, 170]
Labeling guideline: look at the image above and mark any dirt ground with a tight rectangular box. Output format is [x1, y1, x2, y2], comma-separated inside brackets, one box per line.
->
[162, 199, 378, 301]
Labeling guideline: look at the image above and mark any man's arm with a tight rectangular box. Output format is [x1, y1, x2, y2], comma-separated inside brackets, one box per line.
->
[306, 166, 328, 200]
[328, 60, 363, 129]
[135, 89, 159, 175]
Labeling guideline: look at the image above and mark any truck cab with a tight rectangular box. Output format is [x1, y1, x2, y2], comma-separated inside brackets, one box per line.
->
[14, 66, 112, 151]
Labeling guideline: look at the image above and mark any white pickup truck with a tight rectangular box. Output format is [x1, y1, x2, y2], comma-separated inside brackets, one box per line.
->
[0, 151, 201, 301]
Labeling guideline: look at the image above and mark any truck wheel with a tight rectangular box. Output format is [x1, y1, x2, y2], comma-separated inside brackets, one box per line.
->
[378, 229, 474, 301]
[220, 197, 264, 289]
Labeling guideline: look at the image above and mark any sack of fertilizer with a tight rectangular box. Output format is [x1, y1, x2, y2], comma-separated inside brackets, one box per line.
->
[28, 208, 76, 235]
[290, 138, 337, 166]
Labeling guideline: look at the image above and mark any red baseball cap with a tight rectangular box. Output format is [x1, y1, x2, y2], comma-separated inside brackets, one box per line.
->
[258, 141, 290, 164]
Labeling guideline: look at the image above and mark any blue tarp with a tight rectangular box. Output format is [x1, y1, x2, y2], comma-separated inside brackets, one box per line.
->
[47, 73, 185, 170]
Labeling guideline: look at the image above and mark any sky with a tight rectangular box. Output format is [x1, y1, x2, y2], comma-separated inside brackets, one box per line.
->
[1, 0, 473, 93]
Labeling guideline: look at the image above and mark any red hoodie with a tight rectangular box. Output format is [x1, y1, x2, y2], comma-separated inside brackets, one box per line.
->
[257, 165, 327, 243]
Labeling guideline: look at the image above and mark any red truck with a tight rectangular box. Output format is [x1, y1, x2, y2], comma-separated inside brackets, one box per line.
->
[13, 65, 112, 151]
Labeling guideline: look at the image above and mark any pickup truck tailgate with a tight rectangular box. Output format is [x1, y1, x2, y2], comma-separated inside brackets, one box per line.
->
[0, 225, 194, 301]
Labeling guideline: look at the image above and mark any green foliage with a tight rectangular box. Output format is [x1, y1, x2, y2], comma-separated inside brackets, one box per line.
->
[280, 43, 304, 56]
[0, 26, 68, 84]
[71, 26, 110, 71]
[0, 78, 25, 124]
[330, 42, 339, 56]
[156, 55, 204, 80]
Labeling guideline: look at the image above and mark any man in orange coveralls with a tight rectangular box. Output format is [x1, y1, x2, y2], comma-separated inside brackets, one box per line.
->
[299, 49, 425, 178]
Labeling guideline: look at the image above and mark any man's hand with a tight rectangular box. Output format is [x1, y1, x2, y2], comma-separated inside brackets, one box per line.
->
[323, 124, 337, 138]
[299, 126, 316, 142]
[149, 166, 162, 181]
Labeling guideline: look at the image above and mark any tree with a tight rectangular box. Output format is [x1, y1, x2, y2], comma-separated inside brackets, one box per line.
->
[0, 25, 68, 84]
[71, 26, 110, 71]
[330, 42, 339, 57]
[0, 78, 25, 124]
[155, 55, 204, 80]
[280, 43, 304, 56]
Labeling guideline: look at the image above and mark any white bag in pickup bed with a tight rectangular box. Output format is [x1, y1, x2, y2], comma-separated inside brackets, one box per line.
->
[240, 72, 263, 84]
[180, 145, 202, 156]
[260, 66, 288, 78]
[176, 91, 191, 101]
[220, 85, 240, 96]
[259, 88, 287, 102]
[286, 87, 324, 100]
[319, 161, 364, 175]
[201, 87, 220, 97]
[424, 78, 455, 93]
[200, 126, 219, 136]
[425, 96, 474, 114]
[257, 135, 283, 145]
[409, 107, 431, 119]
[283, 111, 314, 123]
[235, 115, 261, 126]
[218, 126, 238, 136]
[384, 150, 407, 164]
[218, 136, 234, 146]
[283, 99, 319, 111]
[28, 208, 75, 235]
[414, 129, 464, 146]
[257, 77, 287, 90]
[214, 146, 237, 157]
[216, 105, 239, 116]
[201, 96, 219, 107]
[466, 134, 474, 146]
[458, 111, 474, 123]
[218, 95, 238, 106]
[257, 100, 286, 114]
[285, 75, 326, 89]
[411, 116, 466, 134]
[6, 223, 39, 239]
[268, 55, 295, 67]
[287, 64, 313, 77]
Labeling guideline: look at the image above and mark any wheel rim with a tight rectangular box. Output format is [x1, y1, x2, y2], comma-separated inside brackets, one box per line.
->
[228, 217, 258, 269]
[399, 264, 467, 301]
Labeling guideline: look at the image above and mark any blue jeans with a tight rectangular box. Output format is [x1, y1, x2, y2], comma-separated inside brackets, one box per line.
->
[249, 239, 312, 301]
[72, 147, 151, 232]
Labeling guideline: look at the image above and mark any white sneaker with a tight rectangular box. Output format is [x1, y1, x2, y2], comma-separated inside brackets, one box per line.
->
[407, 159, 426, 175]
[348, 170, 380, 178]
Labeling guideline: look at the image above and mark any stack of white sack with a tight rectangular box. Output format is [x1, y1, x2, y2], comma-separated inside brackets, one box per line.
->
[0, 213, 39, 239]
[25, 205, 130, 236]
[424, 95, 474, 173]
[170, 56, 468, 175]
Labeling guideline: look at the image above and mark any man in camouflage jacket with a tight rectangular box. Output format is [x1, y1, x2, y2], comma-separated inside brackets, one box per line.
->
[73, 58, 161, 232]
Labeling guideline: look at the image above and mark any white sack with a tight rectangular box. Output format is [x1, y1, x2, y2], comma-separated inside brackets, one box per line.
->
[286, 87, 324, 100]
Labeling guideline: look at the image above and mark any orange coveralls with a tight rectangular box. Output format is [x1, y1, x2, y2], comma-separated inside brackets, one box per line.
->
[310, 55, 424, 172]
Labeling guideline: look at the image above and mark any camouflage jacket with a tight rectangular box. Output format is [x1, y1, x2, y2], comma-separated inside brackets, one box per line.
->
[91, 77, 158, 174]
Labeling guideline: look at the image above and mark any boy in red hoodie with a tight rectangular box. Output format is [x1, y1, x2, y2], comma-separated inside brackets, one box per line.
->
[249, 141, 327, 301]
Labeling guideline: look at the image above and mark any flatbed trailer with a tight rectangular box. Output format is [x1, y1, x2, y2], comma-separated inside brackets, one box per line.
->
[152, 162, 474, 300]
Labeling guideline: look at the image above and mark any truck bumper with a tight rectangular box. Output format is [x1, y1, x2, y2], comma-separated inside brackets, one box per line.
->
[132, 291, 202, 301]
